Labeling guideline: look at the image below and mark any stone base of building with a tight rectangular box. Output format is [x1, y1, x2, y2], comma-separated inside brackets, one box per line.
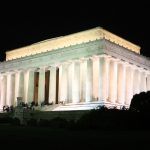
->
[0, 101, 129, 126]
[40, 101, 129, 111]
[0, 101, 129, 113]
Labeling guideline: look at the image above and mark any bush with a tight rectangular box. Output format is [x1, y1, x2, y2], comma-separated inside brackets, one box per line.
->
[11, 118, 20, 126]
[76, 108, 138, 130]
[0, 117, 13, 124]
[130, 91, 150, 112]
[38, 119, 50, 127]
[27, 119, 37, 126]
[67, 120, 76, 129]
[49, 117, 68, 128]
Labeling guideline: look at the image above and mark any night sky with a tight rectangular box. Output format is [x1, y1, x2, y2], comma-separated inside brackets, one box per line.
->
[0, 2, 149, 61]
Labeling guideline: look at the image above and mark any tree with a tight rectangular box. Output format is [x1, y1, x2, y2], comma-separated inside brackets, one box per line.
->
[130, 91, 150, 112]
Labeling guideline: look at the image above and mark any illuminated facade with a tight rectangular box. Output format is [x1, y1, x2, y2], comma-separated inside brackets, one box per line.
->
[0, 27, 150, 111]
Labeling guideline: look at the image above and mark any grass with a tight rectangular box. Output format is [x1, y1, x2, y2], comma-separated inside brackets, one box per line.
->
[0, 124, 150, 149]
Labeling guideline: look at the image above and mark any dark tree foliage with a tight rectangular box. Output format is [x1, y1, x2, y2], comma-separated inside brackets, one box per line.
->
[130, 91, 150, 112]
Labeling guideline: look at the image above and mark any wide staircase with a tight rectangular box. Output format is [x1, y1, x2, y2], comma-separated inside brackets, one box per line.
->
[51, 102, 102, 111]
[40, 101, 125, 111]
[11, 101, 127, 124]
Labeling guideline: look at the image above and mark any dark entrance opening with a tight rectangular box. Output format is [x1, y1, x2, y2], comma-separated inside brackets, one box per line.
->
[45, 70, 50, 104]
[56, 67, 59, 104]
[34, 72, 39, 105]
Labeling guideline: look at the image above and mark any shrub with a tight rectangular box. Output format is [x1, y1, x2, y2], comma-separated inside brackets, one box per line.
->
[130, 91, 150, 113]
[49, 117, 68, 128]
[27, 119, 37, 126]
[38, 119, 49, 127]
[11, 118, 20, 126]
[0, 117, 13, 124]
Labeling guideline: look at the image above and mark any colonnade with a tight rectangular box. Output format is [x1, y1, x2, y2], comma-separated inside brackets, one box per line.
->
[0, 55, 150, 109]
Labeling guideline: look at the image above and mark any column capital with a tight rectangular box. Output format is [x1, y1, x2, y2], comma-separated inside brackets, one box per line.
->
[138, 68, 148, 73]
[55, 62, 65, 68]
[131, 65, 140, 71]
[80, 57, 92, 63]
[36, 67, 46, 72]
[72, 59, 81, 63]
[0, 75, 4, 79]
[62, 61, 71, 66]
[66, 60, 73, 64]
[26, 67, 37, 72]
[16, 69, 26, 73]
[0, 71, 15, 76]
[47, 65, 57, 71]
[0, 70, 7, 75]
[123, 62, 134, 68]
[117, 60, 126, 65]
[93, 54, 111, 59]
[108, 56, 120, 62]
[55, 62, 70, 69]
[98, 54, 110, 58]
[146, 71, 150, 76]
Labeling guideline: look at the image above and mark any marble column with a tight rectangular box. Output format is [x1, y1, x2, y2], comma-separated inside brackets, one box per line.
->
[80, 58, 93, 103]
[85, 58, 93, 102]
[92, 56, 99, 101]
[125, 65, 134, 105]
[140, 71, 147, 92]
[68, 63, 73, 103]
[0, 75, 2, 109]
[117, 62, 126, 105]
[98, 56, 110, 102]
[24, 70, 29, 104]
[14, 71, 19, 106]
[80, 59, 86, 102]
[0, 75, 7, 108]
[12, 74, 15, 106]
[133, 68, 140, 95]
[58, 64, 62, 103]
[49, 66, 56, 104]
[18, 71, 25, 101]
[6, 73, 13, 106]
[59, 63, 68, 103]
[147, 73, 150, 91]
[38, 67, 45, 105]
[27, 69, 35, 104]
[72, 61, 80, 103]
[109, 58, 118, 104]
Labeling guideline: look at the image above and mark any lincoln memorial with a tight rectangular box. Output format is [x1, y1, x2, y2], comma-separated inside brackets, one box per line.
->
[0, 27, 150, 111]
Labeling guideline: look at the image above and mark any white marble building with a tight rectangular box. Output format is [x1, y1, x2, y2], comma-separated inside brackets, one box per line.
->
[0, 27, 150, 111]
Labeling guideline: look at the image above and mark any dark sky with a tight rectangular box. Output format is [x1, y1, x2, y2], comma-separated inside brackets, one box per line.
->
[0, 1, 149, 61]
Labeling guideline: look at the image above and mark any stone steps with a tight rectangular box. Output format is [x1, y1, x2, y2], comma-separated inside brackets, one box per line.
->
[52, 102, 101, 111]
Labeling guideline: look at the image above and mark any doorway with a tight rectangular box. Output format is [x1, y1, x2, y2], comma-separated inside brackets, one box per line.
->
[56, 67, 59, 104]
[45, 70, 50, 104]
[34, 72, 39, 105]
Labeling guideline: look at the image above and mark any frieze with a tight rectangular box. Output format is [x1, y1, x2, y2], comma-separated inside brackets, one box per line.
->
[5, 27, 140, 60]
[104, 40, 150, 70]
[0, 39, 148, 74]
[0, 40, 103, 72]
